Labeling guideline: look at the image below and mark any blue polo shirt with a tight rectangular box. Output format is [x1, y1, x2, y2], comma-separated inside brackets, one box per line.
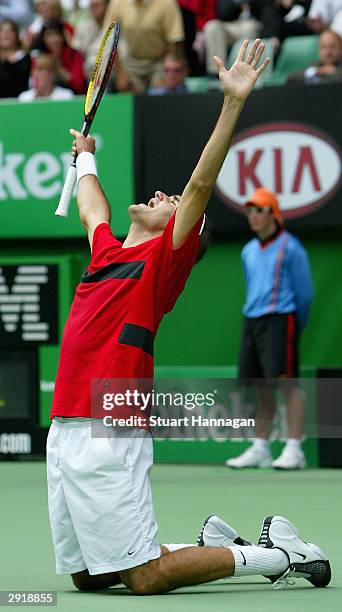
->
[242, 230, 313, 330]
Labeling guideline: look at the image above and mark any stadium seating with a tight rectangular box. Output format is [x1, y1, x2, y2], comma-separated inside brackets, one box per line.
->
[185, 76, 211, 93]
[266, 35, 319, 85]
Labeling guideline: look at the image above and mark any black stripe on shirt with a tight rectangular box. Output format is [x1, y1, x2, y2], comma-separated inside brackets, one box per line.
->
[118, 323, 154, 357]
[82, 261, 145, 283]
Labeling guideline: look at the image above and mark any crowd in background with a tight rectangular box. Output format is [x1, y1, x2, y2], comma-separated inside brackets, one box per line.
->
[1, 0, 342, 100]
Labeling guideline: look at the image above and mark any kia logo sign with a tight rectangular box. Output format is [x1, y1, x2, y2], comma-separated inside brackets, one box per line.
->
[216, 122, 342, 218]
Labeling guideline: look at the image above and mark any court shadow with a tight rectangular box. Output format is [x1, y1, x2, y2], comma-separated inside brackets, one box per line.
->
[62, 580, 289, 596]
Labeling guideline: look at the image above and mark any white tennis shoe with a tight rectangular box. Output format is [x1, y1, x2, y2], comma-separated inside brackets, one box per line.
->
[197, 515, 251, 547]
[271, 445, 306, 469]
[226, 445, 272, 468]
[258, 515, 331, 590]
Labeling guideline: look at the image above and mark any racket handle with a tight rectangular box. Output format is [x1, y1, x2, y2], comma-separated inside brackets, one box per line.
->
[55, 164, 77, 217]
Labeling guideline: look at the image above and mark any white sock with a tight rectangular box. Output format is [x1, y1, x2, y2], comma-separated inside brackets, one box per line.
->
[231, 545, 288, 577]
[286, 438, 301, 450]
[253, 438, 270, 452]
[163, 543, 195, 552]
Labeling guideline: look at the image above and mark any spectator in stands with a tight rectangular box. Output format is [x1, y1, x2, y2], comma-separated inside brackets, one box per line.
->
[104, 0, 185, 92]
[204, 1, 264, 76]
[190, 0, 218, 71]
[287, 29, 342, 84]
[149, 52, 189, 94]
[24, 0, 74, 50]
[19, 52, 74, 99]
[62, 1, 90, 29]
[32, 19, 86, 93]
[178, 0, 217, 75]
[0, 0, 33, 29]
[307, 0, 342, 37]
[262, 1, 313, 48]
[0, 19, 30, 98]
[73, 0, 109, 78]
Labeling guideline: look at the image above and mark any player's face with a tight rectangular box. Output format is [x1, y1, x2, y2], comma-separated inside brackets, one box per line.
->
[146, 192, 180, 210]
[129, 192, 180, 230]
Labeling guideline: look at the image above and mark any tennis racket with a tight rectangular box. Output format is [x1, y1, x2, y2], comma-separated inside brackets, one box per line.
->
[55, 21, 120, 217]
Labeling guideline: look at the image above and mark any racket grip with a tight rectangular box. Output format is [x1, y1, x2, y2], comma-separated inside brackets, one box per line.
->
[55, 164, 77, 217]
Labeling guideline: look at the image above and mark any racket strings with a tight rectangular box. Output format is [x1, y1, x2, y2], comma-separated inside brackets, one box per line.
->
[85, 23, 120, 115]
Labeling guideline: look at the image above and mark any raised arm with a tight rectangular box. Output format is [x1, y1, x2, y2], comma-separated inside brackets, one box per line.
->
[70, 129, 111, 251]
[173, 39, 269, 249]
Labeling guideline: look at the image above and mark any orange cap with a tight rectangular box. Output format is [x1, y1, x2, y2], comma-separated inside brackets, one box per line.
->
[244, 188, 284, 226]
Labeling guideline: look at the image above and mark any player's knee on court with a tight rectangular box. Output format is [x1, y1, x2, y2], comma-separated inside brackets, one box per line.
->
[71, 570, 121, 591]
[119, 558, 166, 595]
[72, 571, 94, 591]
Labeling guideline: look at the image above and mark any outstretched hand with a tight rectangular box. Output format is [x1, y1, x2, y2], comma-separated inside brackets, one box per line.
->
[214, 39, 270, 101]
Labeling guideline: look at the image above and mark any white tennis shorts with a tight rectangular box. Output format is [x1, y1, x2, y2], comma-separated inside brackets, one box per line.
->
[46, 418, 161, 575]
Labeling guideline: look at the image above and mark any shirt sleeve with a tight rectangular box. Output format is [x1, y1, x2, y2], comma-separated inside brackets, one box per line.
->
[162, 0, 185, 43]
[157, 213, 203, 314]
[88, 223, 123, 272]
[287, 241, 314, 331]
[241, 246, 247, 283]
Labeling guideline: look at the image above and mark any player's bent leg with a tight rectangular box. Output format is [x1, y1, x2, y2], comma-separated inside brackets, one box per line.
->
[71, 569, 121, 591]
[118, 543, 295, 595]
[119, 547, 236, 595]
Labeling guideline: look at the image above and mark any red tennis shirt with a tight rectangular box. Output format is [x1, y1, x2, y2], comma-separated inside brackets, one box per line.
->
[50, 213, 203, 418]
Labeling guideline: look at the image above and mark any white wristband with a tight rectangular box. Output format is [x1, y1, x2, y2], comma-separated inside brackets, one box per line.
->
[76, 152, 98, 185]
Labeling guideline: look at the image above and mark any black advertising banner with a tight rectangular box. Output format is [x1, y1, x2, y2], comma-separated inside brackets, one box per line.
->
[0, 264, 59, 346]
[135, 83, 342, 236]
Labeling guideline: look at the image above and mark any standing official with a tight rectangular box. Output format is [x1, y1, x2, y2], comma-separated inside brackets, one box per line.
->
[226, 188, 313, 470]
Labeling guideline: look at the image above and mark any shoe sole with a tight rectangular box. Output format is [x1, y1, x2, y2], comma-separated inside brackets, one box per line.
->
[226, 461, 272, 469]
[197, 515, 213, 546]
[290, 560, 331, 587]
[272, 462, 306, 470]
[197, 515, 251, 547]
[258, 516, 331, 588]
[258, 516, 274, 548]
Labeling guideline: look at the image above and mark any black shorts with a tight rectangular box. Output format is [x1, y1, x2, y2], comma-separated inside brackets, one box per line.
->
[238, 313, 300, 381]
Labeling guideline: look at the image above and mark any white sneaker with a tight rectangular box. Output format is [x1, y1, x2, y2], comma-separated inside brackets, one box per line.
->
[271, 445, 306, 469]
[258, 515, 331, 590]
[197, 515, 251, 547]
[225, 445, 272, 468]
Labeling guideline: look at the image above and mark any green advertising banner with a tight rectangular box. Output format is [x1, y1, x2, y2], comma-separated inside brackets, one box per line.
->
[0, 95, 133, 238]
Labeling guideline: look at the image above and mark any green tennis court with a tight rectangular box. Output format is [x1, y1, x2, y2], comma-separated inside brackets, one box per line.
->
[1, 462, 340, 611]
